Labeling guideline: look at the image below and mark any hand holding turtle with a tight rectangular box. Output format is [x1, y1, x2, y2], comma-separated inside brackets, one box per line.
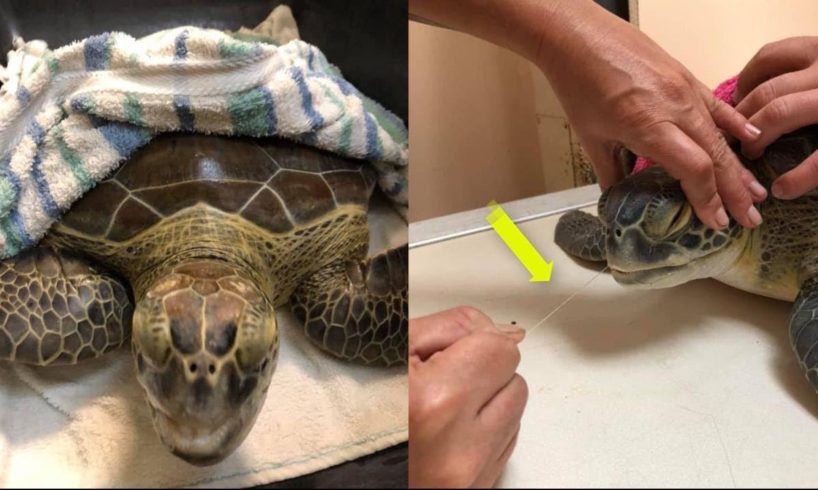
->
[410, 0, 766, 231]
[409, 307, 528, 488]
[735, 36, 818, 200]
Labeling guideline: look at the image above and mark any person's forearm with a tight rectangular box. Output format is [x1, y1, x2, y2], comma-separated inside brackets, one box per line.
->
[408, 0, 609, 70]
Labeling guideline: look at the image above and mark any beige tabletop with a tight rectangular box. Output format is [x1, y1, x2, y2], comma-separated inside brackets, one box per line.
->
[409, 194, 818, 487]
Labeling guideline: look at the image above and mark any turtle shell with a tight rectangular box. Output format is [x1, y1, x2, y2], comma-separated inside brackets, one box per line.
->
[59, 134, 377, 242]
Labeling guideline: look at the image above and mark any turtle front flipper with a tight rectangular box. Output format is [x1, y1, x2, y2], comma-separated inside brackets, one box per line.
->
[0, 246, 132, 365]
[291, 245, 408, 366]
[554, 210, 608, 262]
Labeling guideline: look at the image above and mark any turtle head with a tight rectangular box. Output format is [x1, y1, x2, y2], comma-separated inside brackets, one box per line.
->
[131, 260, 277, 466]
[601, 166, 751, 288]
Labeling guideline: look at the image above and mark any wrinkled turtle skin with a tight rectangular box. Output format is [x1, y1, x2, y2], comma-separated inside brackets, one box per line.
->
[0, 134, 408, 465]
[554, 125, 818, 404]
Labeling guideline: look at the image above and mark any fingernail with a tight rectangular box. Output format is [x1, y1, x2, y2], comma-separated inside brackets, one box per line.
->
[747, 205, 762, 227]
[745, 123, 761, 138]
[772, 182, 787, 199]
[715, 207, 729, 229]
[498, 325, 526, 340]
[749, 180, 767, 200]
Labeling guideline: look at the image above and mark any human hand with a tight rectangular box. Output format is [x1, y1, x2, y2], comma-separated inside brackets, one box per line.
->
[535, 0, 765, 231]
[734, 36, 818, 199]
[408, 306, 528, 488]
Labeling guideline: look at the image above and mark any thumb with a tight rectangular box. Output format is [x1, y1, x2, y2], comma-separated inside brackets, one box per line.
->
[576, 133, 625, 189]
[497, 324, 526, 343]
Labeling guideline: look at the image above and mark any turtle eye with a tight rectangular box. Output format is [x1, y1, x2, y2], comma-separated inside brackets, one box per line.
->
[664, 204, 692, 239]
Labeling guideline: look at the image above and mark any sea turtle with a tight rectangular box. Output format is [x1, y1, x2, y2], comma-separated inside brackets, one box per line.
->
[0, 133, 408, 465]
[554, 124, 818, 398]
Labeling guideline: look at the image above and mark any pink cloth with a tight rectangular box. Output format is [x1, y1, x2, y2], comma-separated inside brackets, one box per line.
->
[632, 76, 739, 173]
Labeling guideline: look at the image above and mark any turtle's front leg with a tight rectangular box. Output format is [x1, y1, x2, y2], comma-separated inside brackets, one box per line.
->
[554, 210, 608, 262]
[291, 245, 408, 366]
[0, 246, 132, 365]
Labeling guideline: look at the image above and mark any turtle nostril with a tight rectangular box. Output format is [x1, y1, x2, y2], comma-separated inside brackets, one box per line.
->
[208, 364, 216, 375]
[614, 228, 623, 238]
[189, 363, 197, 373]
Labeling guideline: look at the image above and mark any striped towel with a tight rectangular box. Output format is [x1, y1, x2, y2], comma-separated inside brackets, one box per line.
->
[0, 26, 408, 259]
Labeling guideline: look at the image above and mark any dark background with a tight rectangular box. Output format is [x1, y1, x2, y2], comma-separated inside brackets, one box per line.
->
[0, 0, 408, 123]
[596, 0, 630, 20]
[0, 0, 407, 488]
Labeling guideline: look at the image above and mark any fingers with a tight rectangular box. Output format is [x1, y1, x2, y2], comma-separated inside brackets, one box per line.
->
[479, 373, 529, 427]
[630, 123, 726, 229]
[475, 374, 526, 488]
[433, 331, 522, 411]
[685, 115, 762, 229]
[740, 166, 768, 202]
[496, 426, 520, 470]
[736, 68, 816, 118]
[702, 84, 761, 142]
[771, 149, 818, 199]
[409, 313, 472, 361]
[741, 88, 818, 159]
[736, 37, 816, 101]
[474, 424, 520, 489]
[410, 306, 519, 360]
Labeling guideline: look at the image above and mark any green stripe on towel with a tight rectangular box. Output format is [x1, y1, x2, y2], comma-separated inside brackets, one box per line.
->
[44, 53, 59, 74]
[0, 220, 20, 257]
[123, 94, 144, 126]
[228, 88, 272, 137]
[54, 127, 93, 191]
[218, 38, 254, 59]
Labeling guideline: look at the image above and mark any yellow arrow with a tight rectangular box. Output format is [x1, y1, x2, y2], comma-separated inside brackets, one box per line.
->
[486, 200, 553, 282]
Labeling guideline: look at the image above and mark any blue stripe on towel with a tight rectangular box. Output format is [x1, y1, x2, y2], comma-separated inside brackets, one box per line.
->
[28, 121, 45, 145]
[307, 48, 315, 71]
[97, 121, 151, 156]
[3, 146, 30, 248]
[331, 75, 355, 97]
[173, 95, 195, 132]
[31, 151, 59, 219]
[9, 209, 32, 248]
[364, 112, 380, 160]
[16, 87, 30, 105]
[290, 69, 324, 129]
[259, 87, 277, 134]
[88, 114, 106, 128]
[174, 30, 189, 61]
[3, 157, 20, 196]
[71, 94, 94, 113]
[84, 33, 112, 71]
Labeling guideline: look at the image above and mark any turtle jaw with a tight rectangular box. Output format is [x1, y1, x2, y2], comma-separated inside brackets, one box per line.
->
[610, 263, 711, 289]
[151, 400, 255, 466]
[608, 235, 748, 288]
[147, 362, 275, 466]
